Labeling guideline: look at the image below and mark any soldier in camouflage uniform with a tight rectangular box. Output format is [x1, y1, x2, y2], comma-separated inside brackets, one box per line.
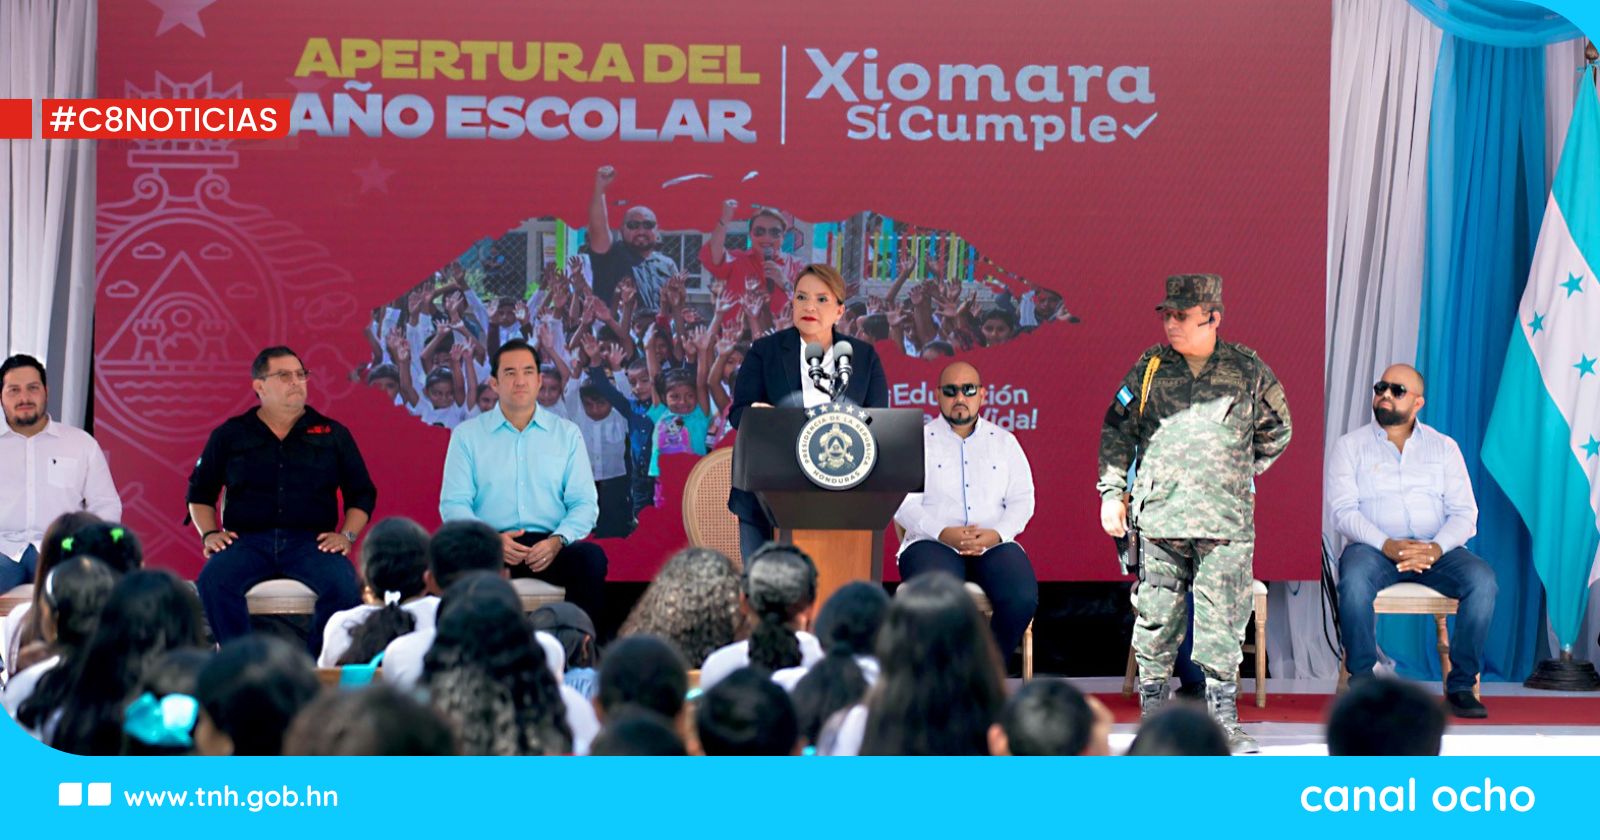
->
[1096, 275, 1292, 754]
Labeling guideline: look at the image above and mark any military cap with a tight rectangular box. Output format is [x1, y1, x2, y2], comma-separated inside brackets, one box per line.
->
[1156, 274, 1223, 311]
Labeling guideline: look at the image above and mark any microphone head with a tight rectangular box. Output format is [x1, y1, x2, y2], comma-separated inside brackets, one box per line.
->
[804, 342, 827, 365]
[830, 340, 854, 361]
[762, 246, 776, 260]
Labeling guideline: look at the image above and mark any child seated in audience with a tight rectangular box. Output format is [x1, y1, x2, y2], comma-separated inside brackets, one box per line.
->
[284, 684, 456, 756]
[1125, 704, 1230, 756]
[589, 706, 688, 756]
[423, 573, 572, 756]
[596, 634, 691, 747]
[618, 547, 742, 668]
[3, 515, 133, 678]
[696, 667, 801, 756]
[988, 679, 1113, 756]
[821, 572, 1005, 756]
[531, 602, 601, 700]
[699, 544, 820, 691]
[788, 582, 889, 747]
[121, 648, 212, 756]
[4, 557, 117, 725]
[194, 635, 320, 756]
[380, 519, 505, 690]
[318, 517, 435, 667]
[1326, 676, 1446, 756]
[45, 569, 205, 754]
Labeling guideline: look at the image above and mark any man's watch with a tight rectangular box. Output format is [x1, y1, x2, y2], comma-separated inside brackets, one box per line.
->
[342, 530, 359, 542]
[552, 534, 569, 548]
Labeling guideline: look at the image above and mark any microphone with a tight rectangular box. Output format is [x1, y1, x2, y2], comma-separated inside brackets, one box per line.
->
[830, 340, 854, 399]
[762, 245, 776, 262]
[804, 342, 829, 393]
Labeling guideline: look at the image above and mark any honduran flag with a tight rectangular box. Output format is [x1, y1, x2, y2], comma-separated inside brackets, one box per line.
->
[1483, 67, 1600, 650]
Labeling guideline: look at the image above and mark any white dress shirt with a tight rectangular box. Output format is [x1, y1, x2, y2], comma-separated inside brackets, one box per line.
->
[0, 418, 122, 560]
[1325, 420, 1478, 553]
[894, 416, 1035, 555]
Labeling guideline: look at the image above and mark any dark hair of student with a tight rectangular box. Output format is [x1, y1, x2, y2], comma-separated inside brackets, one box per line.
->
[1126, 703, 1230, 756]
[597, 634, 689, 720]
[121, 647, 213, 756]
[791, 581, 889, 745]
[45, 570, 205, 755]
[1000, 679, 1094, 756]
[860, 572, 1005, 756]
[197, 635, 321, 756]
[743, 544, 818, 672]
[529, 602, 599, 670]
[283, 685, 457, 756]
[20, 511, 103, 653]
[423, 573, 572, 755]
[1326, 676, 1446, 757]
[588, 706, 688, 756]
[15, 557, 119, 731]
[59, 521, 144, 574]
[695, 667, 800, 756]
[617, 546, 741, 667]
[428, 519, 505, 591]
[337, 517, 431, 666]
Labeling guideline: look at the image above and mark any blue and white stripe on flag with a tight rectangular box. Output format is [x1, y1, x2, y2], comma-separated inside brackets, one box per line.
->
[1482, 67, 1600, 649]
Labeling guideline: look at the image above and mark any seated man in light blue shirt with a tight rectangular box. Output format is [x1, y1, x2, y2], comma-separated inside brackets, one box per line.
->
[1326, 363, 1496, 719]
[440, 339, 608, 624]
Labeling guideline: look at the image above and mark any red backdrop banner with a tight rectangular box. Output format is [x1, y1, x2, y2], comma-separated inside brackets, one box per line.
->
[95, 0, 1328, 581]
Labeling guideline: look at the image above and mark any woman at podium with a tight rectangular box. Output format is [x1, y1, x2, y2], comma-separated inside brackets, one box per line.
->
[727, 264, 889, 560]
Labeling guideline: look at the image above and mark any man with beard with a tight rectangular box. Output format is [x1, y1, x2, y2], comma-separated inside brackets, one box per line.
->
[1097, 275, 1292, 754]
[1327, 363, 1494, 719]
[0, 354, 122, 591]
[894, 361, 1037, 665]
[585, 165, 678, 311]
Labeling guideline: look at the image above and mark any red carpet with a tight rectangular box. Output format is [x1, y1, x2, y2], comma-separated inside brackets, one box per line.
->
[1094, 692, 1600, 726]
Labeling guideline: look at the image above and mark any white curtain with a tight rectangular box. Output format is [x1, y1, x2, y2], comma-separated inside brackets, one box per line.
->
[1271, 0, 1442, 680]
[1, 0, 96, 426]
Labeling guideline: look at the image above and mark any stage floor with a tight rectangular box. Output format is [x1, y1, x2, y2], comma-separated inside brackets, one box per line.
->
[1057, 676, 1600, 756]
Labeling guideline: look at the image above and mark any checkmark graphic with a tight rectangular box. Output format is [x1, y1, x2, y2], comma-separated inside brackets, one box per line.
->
[1124, 113, 1158, 138]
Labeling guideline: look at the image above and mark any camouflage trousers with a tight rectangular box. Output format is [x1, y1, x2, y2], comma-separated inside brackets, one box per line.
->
[1132, 536, 1255, 682]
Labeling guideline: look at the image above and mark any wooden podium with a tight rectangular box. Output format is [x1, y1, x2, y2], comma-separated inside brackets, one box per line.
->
[732, 407, 925, 606]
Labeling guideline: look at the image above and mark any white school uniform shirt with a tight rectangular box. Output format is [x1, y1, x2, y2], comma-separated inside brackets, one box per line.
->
[411, 399, 469, 429]
[893, 416, 1035, 556]
[317, 596, 440, 668]
[574, 408, 628, 481]
[0, 418, 122, 560]
[772, 655, 879, 692]
[698, 633, 826, 692]
[2, 654, 59, 719]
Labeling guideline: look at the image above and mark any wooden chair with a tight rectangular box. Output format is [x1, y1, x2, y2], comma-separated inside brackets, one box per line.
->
[1122, 580, 1270, 708]
[0, 585, 33, 615]
[245, 579, 316, 615]
[682, 446, 743, 568]
[1337, 581, 1480, 698]
[511, 577, 565, 612]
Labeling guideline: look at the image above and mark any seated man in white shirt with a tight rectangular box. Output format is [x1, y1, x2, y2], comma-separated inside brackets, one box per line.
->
[0, 354, 122, 592]
[894, 361, 1037, 661]
[1327, 364, 1496, 719]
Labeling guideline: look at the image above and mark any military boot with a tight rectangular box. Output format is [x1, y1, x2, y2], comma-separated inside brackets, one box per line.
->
[1205, 678, 1259, 755]
[1138, 681, 1171, 719]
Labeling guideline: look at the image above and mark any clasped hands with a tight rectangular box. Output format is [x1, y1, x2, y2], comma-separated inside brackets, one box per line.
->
[501, 529, 563, 572]
[1383, 538, 1443, 573]
[939, 525, 1002, 556]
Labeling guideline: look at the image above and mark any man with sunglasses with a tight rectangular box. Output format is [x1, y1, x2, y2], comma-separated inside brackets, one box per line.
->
[586, 165, 678, 311]
[895, 362, 1037, 665]
[702, 199, 806, 329]
[187, 346, 375, 653]
[1097, 274, 1293, 753]
[1327, 364, 1494, 718]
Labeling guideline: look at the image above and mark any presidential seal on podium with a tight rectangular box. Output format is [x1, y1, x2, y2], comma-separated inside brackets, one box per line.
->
[795, 402, 877, 490]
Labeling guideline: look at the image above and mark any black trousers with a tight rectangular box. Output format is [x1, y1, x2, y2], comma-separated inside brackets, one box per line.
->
[507, 532, 608, 632]
[897, 540, 1038, 660]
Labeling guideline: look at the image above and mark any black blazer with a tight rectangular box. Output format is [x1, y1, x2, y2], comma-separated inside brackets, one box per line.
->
[726, 327, 889, 523]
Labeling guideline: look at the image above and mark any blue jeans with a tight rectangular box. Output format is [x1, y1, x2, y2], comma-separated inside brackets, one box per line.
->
[197, 530, 362, 656]
[1337, 542, 1497, 693]
[0, 544, 39, 593]
[897, 540, 1039, 660]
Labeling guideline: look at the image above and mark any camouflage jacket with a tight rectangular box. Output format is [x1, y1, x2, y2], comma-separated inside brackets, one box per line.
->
[1096, 341, 1292, 540]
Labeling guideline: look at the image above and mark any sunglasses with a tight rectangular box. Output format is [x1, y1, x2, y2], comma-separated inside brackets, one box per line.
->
[623, 219, 657, 230]
[750, 225, 785, 237]
[940, 384, 980, 398]
[1372, 381, 1409, 398]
